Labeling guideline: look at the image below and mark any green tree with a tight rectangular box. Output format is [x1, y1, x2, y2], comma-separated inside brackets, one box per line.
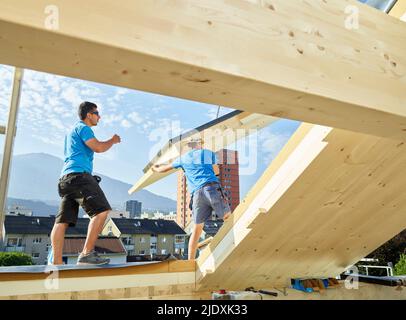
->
[356, 229, 406, 276]
[0, 252, 33, 266]
[394, 254, 406, 276]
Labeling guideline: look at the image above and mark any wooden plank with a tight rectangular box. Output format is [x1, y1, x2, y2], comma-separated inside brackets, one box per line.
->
[0, 271, 195, 297]
[129, 111, 276, 194]
[196, 125, 406, 291]
[0, 260, 194, 282]
[0, 284, 199, 300]
[1, 0, 406, 139]
[389, 0, 406, 19]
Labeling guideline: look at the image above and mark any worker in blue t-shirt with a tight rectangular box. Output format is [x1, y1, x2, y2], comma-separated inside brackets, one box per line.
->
[50, 101, 121, 265]
[152, 138, 231, 260]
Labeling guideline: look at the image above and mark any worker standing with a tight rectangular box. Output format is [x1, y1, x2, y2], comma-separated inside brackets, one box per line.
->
[152, 138, 231, 260]
[50, 101, 121, 265]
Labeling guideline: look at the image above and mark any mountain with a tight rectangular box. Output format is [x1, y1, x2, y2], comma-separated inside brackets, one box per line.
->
[6, 197, 59, 216]
[6, 153, 176, 212]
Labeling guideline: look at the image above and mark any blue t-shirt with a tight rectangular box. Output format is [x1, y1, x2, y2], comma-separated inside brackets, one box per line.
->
[172, 149, 219, 194]
[60, 121, 95, 177]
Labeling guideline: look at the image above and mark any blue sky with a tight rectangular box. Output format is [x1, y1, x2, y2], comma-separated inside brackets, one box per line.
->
[0, 64, 300, 201]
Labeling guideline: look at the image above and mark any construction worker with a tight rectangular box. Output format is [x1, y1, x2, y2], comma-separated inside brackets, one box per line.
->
[50, 101, 121, 265]
[152, 138, 231, 260]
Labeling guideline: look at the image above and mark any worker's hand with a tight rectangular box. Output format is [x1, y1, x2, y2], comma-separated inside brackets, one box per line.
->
[112, 134, 121, 144]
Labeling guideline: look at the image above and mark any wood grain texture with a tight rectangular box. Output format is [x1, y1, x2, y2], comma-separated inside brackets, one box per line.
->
[197, 124, 406, 291]
[1, 0, 406, 139]
[0, 260, 195, 282]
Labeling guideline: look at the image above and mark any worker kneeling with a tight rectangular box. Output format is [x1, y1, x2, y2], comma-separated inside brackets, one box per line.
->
[152, 138, 231, 260]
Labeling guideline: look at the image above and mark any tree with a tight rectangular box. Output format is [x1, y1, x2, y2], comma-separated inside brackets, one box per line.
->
[394, 254, 406, 276]
[367, 229, 406, 265]
[357, 229, 406, 276]
[0, 252, 33, 266]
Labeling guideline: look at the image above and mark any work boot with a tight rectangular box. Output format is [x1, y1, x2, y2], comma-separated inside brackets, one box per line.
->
[77, 250, 110, 265]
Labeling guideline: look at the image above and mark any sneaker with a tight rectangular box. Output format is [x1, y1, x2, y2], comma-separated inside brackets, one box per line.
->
[77, 250, 110, 265]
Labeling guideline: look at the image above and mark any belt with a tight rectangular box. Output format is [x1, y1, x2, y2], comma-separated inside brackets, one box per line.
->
[203, 182, 220, 187]
[60, 172, 90, 181]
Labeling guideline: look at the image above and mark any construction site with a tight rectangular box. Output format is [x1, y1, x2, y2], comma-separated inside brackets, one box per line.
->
[0, 0, 405, 301]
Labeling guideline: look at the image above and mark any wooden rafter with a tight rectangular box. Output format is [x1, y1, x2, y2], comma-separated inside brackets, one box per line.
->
[0, 0, 406, 139]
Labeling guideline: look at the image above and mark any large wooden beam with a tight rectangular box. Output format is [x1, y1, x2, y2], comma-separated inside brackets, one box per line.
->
[196, 123, 406, 291]
[0, 260, 196, 297]
[1, 0, 406, 139]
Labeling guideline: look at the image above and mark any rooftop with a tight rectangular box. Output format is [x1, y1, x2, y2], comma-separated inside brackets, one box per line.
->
[63, 237, 126, 255]
[111, 218, 186, 235]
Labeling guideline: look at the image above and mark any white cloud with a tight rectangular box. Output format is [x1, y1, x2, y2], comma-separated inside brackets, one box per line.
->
[128, 111, 143, 124]
[61, 86, 83, 109]
[121, 119, 132, 128]
[207, 106, 220, 120]
[101, 114, 123, 126]
[32, 134, 60, 146]
[260, 129, 291, 164]
[205, 105, 234, 120]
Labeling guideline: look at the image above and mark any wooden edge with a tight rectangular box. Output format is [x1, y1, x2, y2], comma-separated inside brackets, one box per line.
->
[198, 237, 213, 249]
[128, 168, 176, 194]
[196, 122, 315, 266]
[0, 260, 196, 282]
[389, 0, 406, 19]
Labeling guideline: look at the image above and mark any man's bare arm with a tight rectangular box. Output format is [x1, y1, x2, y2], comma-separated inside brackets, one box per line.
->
[85, 134, 121, 153]
[213, 164, 220, 176]
[151, 163, 174, 173]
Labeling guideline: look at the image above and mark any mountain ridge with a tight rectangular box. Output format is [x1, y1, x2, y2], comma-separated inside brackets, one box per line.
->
[4, 153, 176, 212]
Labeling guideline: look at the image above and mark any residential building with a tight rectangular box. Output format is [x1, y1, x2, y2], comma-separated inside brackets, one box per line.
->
[140, 212, 153, 219]
[161, 212, 177, 222]
[6, 205, 33, 217]
[151, 211, 177, 221]
[109, 210, 130, 219]
[217, 149, 240, 212]
[63, 237, 126, 264]
[4, 216, 94, 265]
[125, 200, 142, 219]
[101, 218, 187, 257]
[176, 149, 240, 229]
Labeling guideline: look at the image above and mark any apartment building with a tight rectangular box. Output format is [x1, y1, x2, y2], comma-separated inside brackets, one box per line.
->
[102, 218, 187, 257]
[3, 216, 120, 265]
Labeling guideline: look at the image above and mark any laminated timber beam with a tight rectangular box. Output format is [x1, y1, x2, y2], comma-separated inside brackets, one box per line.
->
[129, 111, 276, 194]
[1, 0, 406, 140]
[0, 260, 197, 298]
[196, 123, 406, 291]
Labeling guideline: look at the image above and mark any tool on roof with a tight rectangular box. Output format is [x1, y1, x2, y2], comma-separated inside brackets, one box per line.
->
[291, 278, 340, 293]
[245, 286, 278, 297]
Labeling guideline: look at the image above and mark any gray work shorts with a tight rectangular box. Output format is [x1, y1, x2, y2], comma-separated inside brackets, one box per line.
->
[192, 182, 231, 224]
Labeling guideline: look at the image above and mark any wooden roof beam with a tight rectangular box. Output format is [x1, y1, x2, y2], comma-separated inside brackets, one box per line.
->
[0, 0, 406, 139]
